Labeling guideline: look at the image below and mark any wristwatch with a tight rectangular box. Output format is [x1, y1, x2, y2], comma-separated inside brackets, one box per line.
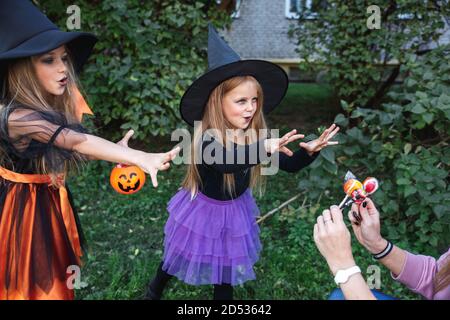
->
[334, 266, 361, 285]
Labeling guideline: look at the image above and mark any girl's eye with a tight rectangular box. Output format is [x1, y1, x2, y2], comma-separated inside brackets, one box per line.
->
[62, 56, 68, 63]
[237, 100, 246, 105]
[42, 58, 53, 64]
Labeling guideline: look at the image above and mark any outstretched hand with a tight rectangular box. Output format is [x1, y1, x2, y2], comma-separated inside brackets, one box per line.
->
[117, 130, 181, 188]
[264, 129, 305, 156]
[136, 146, 181, 188]
[300, 124, 340, 156]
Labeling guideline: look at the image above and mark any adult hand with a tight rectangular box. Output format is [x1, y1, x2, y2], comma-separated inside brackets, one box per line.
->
[314, 205, 356, 275]
[348, 198, 387, 254]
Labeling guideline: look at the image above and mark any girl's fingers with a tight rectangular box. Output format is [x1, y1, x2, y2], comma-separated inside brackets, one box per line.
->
[281, 134, 304, 148]
[169, 146, 181, 160]
[162, 146, 180, 164]
[327, 126, 340, 140]
[149, 170, 158, 188]
[159, 162, 170, 171]
[280, 146, 293, 156]
[319, 125, 333, 139]
[286, 134, 305, 145]
[117, 129, 134, 147]
[299, 142, 309, 149]
[124, 129, 134, 140]
[281, 129, 298, 143]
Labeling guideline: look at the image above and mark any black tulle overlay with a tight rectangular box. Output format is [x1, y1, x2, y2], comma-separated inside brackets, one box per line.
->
[0, 102, 88, 299]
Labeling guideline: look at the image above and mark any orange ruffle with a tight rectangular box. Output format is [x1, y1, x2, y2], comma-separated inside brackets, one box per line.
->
[0, 166, 82, 300]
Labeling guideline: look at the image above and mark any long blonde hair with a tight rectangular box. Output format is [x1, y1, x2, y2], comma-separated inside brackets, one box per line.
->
[434, 255, 450, 294]
[182, 75, 268, 198]
[0, 47, 85, 182]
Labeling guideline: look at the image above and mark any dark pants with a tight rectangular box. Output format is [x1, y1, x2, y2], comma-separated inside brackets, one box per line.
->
[147, 261, 233, 300]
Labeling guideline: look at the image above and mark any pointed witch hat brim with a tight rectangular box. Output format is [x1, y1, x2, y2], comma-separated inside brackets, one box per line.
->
[0, 0, 97, 98]
[180, 24, 288, 127]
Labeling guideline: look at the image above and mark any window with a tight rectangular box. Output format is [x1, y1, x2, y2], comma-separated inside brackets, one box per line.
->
[231, 0, 241, 19]
[285, 0, 320, 19]
[215, 0, 242, 18]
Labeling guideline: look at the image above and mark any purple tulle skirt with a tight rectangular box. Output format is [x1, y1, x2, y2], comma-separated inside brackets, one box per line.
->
[162, 188, 262, 286]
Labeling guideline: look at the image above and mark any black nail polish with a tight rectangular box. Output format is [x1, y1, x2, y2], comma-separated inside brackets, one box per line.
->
[352, 211, 361, 222]
[362, 201, 367, 208]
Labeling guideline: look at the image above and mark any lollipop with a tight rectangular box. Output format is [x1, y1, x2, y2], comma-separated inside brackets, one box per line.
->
[338, 171, 379, 209]
[363, 177, 379, 195]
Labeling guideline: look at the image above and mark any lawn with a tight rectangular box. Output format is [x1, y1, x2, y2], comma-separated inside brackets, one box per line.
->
[71, 83, 417, 300]
[266, 83, 341, 132]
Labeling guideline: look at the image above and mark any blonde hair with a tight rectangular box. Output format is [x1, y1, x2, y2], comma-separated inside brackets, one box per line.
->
[1, 47, 85, 184]
[434, 255, 450, 294]
[182, 75, 268, 198]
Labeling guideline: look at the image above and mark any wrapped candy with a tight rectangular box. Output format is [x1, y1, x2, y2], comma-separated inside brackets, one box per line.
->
[363, 177, 378, 195]
[339, 171, 379, 209]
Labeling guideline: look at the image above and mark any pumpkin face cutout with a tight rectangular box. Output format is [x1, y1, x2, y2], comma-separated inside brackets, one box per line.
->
[110, 164, 146, 195]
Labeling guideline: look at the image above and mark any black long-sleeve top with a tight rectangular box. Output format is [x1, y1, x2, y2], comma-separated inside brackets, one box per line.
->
[197, 136, 319, 200]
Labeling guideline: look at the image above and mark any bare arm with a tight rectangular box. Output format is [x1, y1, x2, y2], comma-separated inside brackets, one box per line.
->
[348, 199, 407, 276]
[7, 109, 179, 186]
[365, 238, 407, 277]
[314, 206, 376, 300]
[340, 273, 376, 300]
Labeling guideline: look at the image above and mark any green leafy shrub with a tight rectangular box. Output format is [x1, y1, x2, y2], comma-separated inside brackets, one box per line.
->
[297, 45, 450, 255]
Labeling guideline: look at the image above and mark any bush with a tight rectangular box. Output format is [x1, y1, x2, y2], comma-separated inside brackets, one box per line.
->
[290, 0, 449, 109]
[297, 45, 450, 255]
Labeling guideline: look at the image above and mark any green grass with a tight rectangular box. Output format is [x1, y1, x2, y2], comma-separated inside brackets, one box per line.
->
[71, 163, 415, 300]
[266, 83, 341, 132]
[70, 83, 417, 300]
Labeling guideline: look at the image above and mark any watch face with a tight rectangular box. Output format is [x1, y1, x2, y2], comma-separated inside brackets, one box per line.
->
[334, 272, 347, 284]
[334, 266, 361, 285]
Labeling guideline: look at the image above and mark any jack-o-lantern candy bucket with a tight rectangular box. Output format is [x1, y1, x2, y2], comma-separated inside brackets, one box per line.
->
[110, 164, 146, 195]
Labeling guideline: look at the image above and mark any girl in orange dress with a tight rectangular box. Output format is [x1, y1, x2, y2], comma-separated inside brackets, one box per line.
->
[0, 0, 179, 299]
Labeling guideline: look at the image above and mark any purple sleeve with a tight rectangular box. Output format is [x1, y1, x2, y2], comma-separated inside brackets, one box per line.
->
[392, 249, 450, 300]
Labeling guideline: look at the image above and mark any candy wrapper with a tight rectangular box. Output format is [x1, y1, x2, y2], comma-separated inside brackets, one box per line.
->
[338, 171, 379, 209]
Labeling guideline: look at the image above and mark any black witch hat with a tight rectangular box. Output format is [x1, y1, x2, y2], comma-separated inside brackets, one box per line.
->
[0, 0, 97, 98]
[180, 24, 288, 126]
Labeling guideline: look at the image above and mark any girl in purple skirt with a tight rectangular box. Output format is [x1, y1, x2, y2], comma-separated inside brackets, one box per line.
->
[145, 25, 339, 300]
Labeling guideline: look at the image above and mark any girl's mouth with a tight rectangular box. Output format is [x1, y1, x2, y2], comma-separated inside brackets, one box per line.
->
[58, 77, 68, 86]
[243, 116, 252, 123]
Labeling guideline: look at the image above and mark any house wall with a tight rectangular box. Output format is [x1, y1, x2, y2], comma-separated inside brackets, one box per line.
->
[221, 0, 303, 80]
[221, 1, 450, 81]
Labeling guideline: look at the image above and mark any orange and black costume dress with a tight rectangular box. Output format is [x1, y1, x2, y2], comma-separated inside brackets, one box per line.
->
[0, 104, 88, 299]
